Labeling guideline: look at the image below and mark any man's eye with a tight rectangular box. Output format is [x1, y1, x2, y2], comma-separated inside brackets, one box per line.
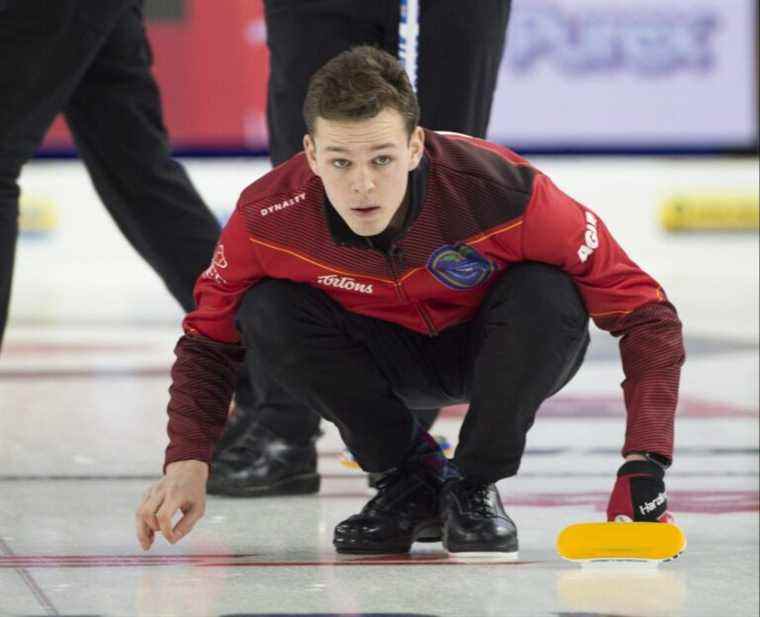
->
[374, 155, 392, 166]
[331, 159, 351, 169]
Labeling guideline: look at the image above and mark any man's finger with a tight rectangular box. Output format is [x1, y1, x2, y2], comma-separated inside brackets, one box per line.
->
[139, 493, 163, 532]
[135, 502, 157, 551]
[135, 517, 155, 551]
[172, 503, 204, 540]
[156, 497, 182, 543]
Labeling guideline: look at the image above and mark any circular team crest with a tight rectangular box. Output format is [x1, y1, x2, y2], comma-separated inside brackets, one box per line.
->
[426, 244, 495, 290]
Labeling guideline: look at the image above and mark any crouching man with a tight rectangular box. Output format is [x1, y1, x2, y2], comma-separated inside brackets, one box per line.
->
[135, 46, 684, 556]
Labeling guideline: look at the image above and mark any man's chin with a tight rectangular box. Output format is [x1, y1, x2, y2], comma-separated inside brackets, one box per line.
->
[348, 220, 388, 237]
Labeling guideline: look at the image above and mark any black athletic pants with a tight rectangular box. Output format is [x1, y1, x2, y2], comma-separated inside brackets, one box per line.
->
[0, 0, 220, 347]
[264, 0, 511, 165]
[237, 263, 590, 482]
[233, 0, 511, 443]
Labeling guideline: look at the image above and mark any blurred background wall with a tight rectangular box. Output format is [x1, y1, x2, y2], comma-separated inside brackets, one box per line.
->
[37, 0, 758, 156]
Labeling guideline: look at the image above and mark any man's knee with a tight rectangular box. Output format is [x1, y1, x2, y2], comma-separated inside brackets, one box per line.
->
[236, 279, 304, 345]
[494, 262, 588, 334]
[236, 279, 341, 355]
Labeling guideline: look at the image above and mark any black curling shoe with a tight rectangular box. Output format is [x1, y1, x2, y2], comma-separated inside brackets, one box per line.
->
[333, 465, 442, 554]
[207, 423, 319, 497]
[440, 479, 518, 555]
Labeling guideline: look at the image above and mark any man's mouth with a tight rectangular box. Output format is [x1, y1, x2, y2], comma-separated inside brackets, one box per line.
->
[351, 205, 381, 217]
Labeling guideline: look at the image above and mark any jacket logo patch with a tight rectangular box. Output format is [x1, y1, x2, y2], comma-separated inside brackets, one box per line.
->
[577, 210, 599, 263]
[201, 244, 228, 284]
[316, 274, 374, 294]
[427, 244, 495, 290]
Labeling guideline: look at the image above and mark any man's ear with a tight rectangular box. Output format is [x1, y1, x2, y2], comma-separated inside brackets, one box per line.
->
[303, 134, 320, 176]
[408, 126, 425, 170]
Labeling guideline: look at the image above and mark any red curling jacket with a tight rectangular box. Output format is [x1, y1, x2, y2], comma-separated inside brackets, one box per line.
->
[164, 130, 685, 470]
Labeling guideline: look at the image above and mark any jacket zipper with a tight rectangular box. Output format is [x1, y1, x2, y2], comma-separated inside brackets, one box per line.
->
[386, 246, 438, 336]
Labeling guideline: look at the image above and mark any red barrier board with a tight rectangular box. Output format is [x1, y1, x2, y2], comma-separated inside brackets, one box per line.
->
[41, 0, 270, 152]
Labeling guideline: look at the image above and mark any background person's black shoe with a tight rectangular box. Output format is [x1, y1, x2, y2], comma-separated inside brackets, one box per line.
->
[207, 423, 320, 497]
[440, 479, 518, 556]
[211, 399, 249, 455]
[333, 465, 442, 554]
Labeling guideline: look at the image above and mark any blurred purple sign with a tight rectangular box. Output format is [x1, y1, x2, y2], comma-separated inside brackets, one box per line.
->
[487, 0, 757, 150]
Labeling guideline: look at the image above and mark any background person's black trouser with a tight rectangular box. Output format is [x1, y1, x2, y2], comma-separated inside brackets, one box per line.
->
[237, 263, 590, 482]
[264, 0, 511, 166]
[234, 0, 512, 443]
[0, 0, 221, 347]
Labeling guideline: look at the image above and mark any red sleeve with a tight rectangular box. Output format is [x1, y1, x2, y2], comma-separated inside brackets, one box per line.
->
[164, 335, 245, 471]
[520, 174, 685, 460]
[164, 202, 263, 471]
[183, 204, 264, 343]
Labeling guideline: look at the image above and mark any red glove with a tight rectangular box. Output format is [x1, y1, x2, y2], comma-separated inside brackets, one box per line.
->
[607, 460, 673, 522]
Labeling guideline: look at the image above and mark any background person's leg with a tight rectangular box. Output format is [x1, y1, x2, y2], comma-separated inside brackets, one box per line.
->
[417, 0, 511, 137]
[0, 159, 25, 349]
[63, 3, 221, 313]
[455, 263, 590, 482]
[264, 0, 391, 166]
[0, 1, 127, 347]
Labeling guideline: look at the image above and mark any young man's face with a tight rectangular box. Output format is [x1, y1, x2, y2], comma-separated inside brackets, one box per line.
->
[304, 108, 425, 237]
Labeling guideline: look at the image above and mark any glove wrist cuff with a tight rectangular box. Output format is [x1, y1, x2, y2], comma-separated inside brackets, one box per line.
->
[617, 460, 665, 479]
[624, 451, 671, 469]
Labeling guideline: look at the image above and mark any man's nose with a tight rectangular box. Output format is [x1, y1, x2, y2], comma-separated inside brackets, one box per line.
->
[351, 167, 375, 193]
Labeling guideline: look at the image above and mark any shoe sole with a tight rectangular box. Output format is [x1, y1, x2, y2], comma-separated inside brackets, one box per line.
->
[447, 550, 519, 561]
[334, 520, 441, 554]
[206, 473, 320, 497]
[443, 536, 519, 556]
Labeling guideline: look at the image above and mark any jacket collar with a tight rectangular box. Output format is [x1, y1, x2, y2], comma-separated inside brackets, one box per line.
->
[324, 153, 430, 249]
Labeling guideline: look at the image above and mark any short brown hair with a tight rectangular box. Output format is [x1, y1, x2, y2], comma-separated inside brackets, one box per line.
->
[303, 45, 420, 137]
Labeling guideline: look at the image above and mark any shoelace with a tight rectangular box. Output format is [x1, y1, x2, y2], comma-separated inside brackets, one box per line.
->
[367, 467, 432, 514]
[458, 483, 498, 518]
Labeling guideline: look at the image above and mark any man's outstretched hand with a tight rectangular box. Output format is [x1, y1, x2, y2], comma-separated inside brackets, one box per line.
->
[135, 460, 208, 550]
